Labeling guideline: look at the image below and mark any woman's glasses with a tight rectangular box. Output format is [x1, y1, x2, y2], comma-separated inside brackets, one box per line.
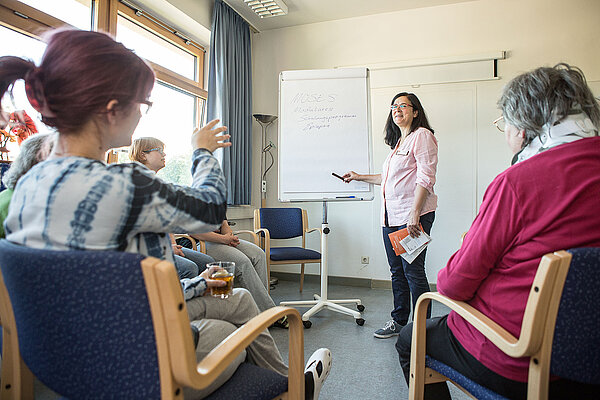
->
[143, 148, 165, 156]
[390, 103, 413, 111]
[493, 116, 505, 132]
[139, 100, 153, 115]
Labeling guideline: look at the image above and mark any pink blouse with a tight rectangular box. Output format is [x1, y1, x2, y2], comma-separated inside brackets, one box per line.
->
[381, 127, 438, 227]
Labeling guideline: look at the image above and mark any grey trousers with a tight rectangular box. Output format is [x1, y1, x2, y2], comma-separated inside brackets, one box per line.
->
[184, 288, 288, 399]
[205, 239, 275, 312]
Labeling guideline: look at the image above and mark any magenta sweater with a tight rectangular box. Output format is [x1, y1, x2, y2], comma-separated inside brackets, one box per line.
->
[437, 136, 600, 382]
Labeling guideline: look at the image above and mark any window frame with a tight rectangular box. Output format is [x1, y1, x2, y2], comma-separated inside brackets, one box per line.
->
[0, 0, 75, 37]
[1, 0, 208, 164]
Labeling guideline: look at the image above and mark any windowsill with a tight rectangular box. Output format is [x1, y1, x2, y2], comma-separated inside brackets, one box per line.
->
[227, 205, 255, 220]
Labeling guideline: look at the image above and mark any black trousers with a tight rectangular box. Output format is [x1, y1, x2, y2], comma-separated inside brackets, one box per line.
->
[395, 315, 600, 400]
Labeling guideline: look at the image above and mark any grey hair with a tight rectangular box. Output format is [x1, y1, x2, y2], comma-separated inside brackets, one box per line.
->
[2, 133, 54, 190]
[498, 63, 600, 147]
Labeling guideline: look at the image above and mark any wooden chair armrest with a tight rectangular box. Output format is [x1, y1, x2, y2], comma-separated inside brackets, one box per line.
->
[148, 258, 303, 397]
[253, 228, 271, 255]
[409, 292, 517, 400]
[416, 293, 520, 355]
[196, 306, 303, 386]
[305, 227, 321, 235]
[409, 251, 568, 400]
[173, 234, 206, 254]
[415, 251, 563, 359]
[233, 230, 260, 247]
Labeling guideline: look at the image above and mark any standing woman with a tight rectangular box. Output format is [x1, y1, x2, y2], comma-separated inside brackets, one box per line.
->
[344, 92, 438, 339]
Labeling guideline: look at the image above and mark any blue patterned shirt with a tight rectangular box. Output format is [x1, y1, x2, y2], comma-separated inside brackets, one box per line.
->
[5, 148, 227, 298]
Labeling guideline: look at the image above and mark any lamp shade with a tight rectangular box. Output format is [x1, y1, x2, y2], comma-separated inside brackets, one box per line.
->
[253, 114, 277, 124]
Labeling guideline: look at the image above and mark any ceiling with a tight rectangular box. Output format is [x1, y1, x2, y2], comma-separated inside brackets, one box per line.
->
[223, 0, 475, 32]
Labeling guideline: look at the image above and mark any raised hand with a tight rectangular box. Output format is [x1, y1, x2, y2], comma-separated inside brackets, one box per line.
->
[192, 119, 232, 153]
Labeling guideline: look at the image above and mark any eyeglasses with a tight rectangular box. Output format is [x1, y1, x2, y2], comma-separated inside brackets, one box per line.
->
[493, 116, 505, 132]
[139, 100, 153, 115]
[143, 148, 165, 156]
[390, 103, 413, 111]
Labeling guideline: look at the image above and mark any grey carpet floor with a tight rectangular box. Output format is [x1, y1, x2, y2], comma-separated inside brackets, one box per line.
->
[268, 278, 471, 400]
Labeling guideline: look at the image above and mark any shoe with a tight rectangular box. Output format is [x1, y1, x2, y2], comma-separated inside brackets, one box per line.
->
[373, 319, 402, 339]
[304, 348, 332, 400]
[271, 315, 289, 329]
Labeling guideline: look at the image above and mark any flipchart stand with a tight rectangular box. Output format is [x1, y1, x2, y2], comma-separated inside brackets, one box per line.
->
[280, 202, 365, 328]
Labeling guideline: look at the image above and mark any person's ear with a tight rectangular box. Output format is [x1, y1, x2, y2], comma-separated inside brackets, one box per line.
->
[105, 100, 119, 124]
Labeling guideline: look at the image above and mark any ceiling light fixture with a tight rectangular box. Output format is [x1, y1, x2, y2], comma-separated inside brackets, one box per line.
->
[244, 0, 287, 18]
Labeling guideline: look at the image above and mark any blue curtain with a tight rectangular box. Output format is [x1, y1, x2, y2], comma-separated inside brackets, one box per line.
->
[207, 0, 252, 205]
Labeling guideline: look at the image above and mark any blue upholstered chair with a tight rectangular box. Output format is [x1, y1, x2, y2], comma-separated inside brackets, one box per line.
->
[254, 208, 321, 292]
[408, 248, 600, 400]
[0, 239, 305, 400]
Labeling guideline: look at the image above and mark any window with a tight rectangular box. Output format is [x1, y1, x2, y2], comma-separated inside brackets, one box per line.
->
[1, 0, 208, 167]
[0, 25, 51, 159]
[116, 15, 197, 81]
[16, 0, 92, 30]
[117, 82, 204, 185]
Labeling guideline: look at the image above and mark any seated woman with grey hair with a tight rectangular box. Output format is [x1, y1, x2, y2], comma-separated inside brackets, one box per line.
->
[0, 132, 54, 238]
[396, 63, 600, 399]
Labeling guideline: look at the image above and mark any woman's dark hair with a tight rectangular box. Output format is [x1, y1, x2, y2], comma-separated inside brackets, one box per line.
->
[384, 92, 434, 148]
[0, 29, 155, 134]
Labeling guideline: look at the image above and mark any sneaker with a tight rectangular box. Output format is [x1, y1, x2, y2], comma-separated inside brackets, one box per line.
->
[271, 315, 289, 329]
[373, 319, 402, 339]
[304, 348, 332, 400]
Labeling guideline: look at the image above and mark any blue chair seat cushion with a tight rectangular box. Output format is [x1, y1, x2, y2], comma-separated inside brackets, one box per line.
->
[425, 356, 509, 400]
[269, 247, 321, 261]
[204, 362, 288, 400]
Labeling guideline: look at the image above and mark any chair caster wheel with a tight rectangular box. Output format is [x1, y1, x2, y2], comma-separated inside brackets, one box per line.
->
[303, 320, 312, 329]
[356, 318, 365, 326]
[357, 304, 365, 312]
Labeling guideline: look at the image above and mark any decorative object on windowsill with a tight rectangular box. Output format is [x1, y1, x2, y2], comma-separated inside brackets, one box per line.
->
[0, 111, 38, 161]
[253, 114, 277, 208]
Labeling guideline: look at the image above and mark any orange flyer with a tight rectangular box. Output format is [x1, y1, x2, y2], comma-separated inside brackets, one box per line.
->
[388, 224, 424, 256]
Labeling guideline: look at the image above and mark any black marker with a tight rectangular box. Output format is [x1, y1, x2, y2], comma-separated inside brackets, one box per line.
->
[332, 172, 346, 182]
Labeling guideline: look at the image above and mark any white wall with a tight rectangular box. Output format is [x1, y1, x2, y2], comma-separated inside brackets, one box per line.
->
[250, 0, 600, 282]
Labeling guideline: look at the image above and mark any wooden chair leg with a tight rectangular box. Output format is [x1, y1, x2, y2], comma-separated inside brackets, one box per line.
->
[300, 264, 305, 293]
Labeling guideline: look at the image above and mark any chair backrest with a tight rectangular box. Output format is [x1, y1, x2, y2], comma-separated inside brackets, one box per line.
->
[551, 247, 600, 384]
[256, 208, 304, 239]
[0, 240, 162, 399]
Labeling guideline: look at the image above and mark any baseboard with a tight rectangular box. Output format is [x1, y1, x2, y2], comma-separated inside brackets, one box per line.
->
[271, 271, 371, 288]
[271, 272, 437, 291]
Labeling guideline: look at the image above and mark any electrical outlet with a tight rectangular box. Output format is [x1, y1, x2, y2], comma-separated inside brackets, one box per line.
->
[261, 180, 267, 193]
[361, 256, 369, 264]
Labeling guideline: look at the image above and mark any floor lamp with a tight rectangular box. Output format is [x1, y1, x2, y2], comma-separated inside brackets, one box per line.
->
[253, 113, 278, 286]
[253, 114, 277, 208]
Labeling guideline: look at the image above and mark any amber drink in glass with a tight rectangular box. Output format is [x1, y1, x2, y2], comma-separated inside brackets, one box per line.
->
[208, 262, 235, 298]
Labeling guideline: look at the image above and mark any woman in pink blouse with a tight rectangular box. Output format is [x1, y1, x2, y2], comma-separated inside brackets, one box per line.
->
[343, 92, 438, 339]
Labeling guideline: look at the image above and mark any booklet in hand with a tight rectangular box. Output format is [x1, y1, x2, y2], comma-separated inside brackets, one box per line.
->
[387, 224, 431, 261]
